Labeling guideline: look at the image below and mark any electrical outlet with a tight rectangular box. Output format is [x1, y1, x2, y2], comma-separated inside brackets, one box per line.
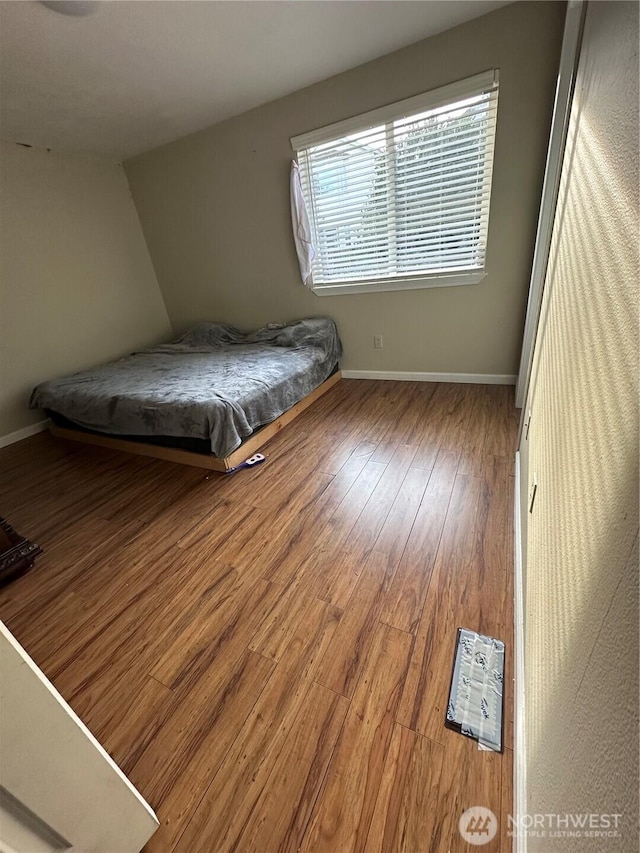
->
[374, 335, 383, 349]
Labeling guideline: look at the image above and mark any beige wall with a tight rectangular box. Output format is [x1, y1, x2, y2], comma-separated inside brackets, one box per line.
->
[125, 1, 565, 377]
[520, 1, 638, 848]
[0, 144, 173, 438]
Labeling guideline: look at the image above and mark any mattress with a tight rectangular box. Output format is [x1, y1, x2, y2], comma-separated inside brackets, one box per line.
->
[30, 318, 342, 458]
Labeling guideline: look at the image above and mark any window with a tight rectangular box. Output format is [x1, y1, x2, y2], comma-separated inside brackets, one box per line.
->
[291, 70, 499, 295]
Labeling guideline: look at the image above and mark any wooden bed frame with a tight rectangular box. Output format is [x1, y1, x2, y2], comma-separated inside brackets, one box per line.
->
[49, 371, 341, 473]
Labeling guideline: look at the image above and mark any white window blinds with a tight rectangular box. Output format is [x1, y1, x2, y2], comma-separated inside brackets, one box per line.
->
[291, 70, 499, 293]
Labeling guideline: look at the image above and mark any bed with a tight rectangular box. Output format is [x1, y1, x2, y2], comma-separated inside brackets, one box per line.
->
[30, 317, 342, 471]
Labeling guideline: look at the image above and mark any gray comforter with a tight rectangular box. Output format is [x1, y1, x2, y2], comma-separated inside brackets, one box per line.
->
[30, 318, 342, 458]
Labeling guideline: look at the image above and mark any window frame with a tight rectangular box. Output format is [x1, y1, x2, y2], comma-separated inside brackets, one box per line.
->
[291, 69, 499, 297]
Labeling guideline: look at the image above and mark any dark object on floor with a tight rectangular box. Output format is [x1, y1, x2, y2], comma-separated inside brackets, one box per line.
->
[0, 517, 42, 585]
[445, 627, 505, 752]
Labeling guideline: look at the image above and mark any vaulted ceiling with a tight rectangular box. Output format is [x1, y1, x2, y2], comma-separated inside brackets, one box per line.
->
[0, 1, 512, 159]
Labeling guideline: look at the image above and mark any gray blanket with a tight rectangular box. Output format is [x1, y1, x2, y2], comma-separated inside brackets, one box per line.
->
[30, 318, 342, 458]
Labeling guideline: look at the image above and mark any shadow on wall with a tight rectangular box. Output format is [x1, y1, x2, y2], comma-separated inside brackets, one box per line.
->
[524, 38, 639, 848]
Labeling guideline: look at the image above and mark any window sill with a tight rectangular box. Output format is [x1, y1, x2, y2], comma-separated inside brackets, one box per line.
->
[310, 270, 486, 296]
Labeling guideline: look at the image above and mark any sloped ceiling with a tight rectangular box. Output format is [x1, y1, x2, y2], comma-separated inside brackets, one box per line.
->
[0, 0, 513, 159]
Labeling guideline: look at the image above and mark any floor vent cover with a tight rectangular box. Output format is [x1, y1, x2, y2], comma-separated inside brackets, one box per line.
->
[445, 627, 505, 752]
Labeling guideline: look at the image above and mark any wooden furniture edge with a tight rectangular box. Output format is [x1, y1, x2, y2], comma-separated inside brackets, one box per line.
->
[49, 371, 342, 472]
[0, 517, 43, 584]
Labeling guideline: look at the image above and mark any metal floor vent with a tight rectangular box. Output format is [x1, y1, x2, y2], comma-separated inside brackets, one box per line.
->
[445, 627, 505, 752]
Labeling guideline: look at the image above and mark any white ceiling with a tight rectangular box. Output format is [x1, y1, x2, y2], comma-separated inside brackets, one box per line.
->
[0, 0, 512, 160]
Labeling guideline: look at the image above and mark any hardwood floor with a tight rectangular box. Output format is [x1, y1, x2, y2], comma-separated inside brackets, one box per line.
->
[0, 380, 519, 852]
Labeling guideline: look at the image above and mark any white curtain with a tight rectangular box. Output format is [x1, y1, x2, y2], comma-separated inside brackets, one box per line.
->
[290, 160, 315, 288]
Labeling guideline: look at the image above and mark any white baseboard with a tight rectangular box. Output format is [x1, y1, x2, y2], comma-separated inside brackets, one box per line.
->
[513, 451, 527, 853]
[0, 419, 50, 449]
[341, 370, 517, 385]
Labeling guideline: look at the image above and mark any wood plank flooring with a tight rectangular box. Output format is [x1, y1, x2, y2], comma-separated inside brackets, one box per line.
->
[0, 379, 519, 852]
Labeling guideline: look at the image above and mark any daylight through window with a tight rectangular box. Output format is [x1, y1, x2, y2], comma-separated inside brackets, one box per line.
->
[291, 70, 499, 295]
